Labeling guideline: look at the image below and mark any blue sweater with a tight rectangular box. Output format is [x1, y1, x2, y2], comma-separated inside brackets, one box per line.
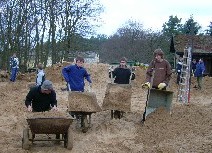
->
[62, 64, 92, 91]
[194, 62, 205, 77]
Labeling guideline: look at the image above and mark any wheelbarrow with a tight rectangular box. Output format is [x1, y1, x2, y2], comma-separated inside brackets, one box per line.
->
[22, 117, 73, 150]
[68, 90, 101, 133]
[143, 89, 174, 121]
[102, 83, 132, 119]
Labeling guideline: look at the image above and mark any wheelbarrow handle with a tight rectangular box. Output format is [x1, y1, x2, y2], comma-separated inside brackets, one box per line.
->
[88, 83, 92, 92]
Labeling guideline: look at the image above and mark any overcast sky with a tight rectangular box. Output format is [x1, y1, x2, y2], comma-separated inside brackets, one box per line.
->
[97, 0, 212, 36]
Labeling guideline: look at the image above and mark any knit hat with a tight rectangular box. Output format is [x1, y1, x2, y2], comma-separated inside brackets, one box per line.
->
[41, 80, 53, 90]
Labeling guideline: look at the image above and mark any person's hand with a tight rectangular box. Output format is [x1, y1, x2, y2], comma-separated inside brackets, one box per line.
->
[89, 83, 92, 88]
[27, 105, 32, 112]
[142, 82, 150, 89]
[51, 105, 58, 111]
[158, 83, 166, 90]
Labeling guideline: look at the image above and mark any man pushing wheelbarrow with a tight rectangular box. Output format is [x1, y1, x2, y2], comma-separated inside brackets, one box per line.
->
[62, 56, 101, 133]
[141, 49, 173, 123]
[103, 57, 135, 119]
[23, 80, 73, 150]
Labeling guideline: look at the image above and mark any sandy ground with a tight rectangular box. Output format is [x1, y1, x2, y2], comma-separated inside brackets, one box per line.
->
[0, 63, 211, 153]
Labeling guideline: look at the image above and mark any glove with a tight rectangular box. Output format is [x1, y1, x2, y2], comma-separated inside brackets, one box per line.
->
[142, 82, 150, 89]
[177, 70, 180, 73]
[51, 105, 58, 111]
[158, 83, 166, 90]
[89, 83, 92, 88]
[27, 105, 32, 112]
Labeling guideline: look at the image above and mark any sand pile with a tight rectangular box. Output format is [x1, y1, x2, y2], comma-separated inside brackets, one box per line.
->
[102, 83, 132, 112]
[68, 91, 101, 112]
[27, 111, 71, 119]
[0, 63, 211, 152]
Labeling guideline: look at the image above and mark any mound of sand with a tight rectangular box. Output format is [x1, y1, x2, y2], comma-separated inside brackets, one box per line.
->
[102, 83, 132, 112]
[0, 63, 211, 152]
[68, 91, 101, 112]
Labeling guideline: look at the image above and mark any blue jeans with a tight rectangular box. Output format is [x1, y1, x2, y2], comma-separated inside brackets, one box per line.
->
[10, 68, 18, 82]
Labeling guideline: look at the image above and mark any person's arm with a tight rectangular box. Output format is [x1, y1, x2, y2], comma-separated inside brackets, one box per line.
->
[201, 63, 205, 75]
[25, 89, 34, 111]
[163, 61, 172, 85]
[84, 69, 92, 83]
[16, 58, 19, 68]
[36, 72, 43, 85]
[176, 63, 181, 73]
[146, 61, 154, 82]
[50, 91, 57, 109]
[9, 57, 13, 67]
[42, 74, 45, 85]
[131, 71, 135, 80]
[62, 66, 71, 82]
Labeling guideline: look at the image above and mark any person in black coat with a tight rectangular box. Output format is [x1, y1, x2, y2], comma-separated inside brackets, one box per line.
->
[25, 80, 57, 112]
[176, 56, 183, 84]
[109, 58, 135, 84]
[108, 57, 135, 119]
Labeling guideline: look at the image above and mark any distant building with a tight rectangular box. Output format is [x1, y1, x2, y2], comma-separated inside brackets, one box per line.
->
[174, 35, 212, 76]
[68, 51, 99, 63]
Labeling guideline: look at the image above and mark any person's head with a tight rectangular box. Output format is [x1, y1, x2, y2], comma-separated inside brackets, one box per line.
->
[75, 56, 84, 67]
[178, 56, 183, 62]
[192, 59, 196, 63]
[12, 53, 17, 57]
[37, 63, 44, 70]
[199, 58, 203, 63]
[119, 57, 127, 68]
[40, 80, 53, 94]
[154, 49, 164, 62]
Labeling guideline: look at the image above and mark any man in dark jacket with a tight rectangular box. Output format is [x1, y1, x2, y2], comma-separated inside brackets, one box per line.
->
[176, 56, 183, 84]
[194, 58, 205, 90]
[25, 80, 57, 112]
[191, 59, 197, 76]
[109, 57, 135, 119]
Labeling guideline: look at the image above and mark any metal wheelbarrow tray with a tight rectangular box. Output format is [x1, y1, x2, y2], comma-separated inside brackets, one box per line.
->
[22, 117, 73, 150]
[145, 89, 173, 118]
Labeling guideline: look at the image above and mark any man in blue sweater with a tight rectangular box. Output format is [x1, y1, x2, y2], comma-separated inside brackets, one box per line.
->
[62, 56, 92, 92]
[62, 56, 92, 118]
[194, 58, 205, 90]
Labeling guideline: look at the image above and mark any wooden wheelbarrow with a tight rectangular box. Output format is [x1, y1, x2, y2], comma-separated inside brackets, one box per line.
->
[22, 117, 73, 150]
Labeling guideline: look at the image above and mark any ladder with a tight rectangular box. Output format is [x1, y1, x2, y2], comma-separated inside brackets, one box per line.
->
[177, 47, 192, 104]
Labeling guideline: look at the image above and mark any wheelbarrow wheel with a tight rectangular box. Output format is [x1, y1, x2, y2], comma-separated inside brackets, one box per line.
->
[64, 127, 73, 150]
[22, 128, 30, 150]
[81, 115, 89, 133]
[114, 110, 121, 119]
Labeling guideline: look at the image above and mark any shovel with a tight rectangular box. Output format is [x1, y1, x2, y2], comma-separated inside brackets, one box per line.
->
[142, 67, 155, 123]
